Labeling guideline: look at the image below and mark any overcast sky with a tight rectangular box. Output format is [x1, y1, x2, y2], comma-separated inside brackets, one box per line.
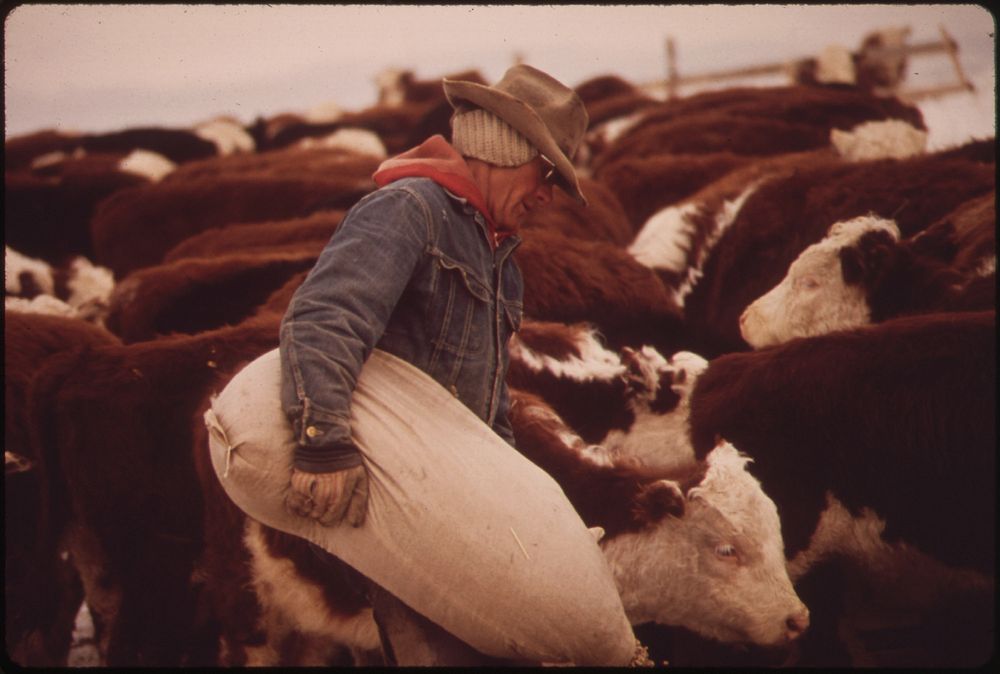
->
[3, 4, 995, 140]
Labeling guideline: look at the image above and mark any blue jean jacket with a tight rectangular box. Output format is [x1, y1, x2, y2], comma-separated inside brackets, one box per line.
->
[279, 176, 523, 472]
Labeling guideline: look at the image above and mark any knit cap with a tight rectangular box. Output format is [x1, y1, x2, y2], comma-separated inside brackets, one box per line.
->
[451, 107, 539, 167]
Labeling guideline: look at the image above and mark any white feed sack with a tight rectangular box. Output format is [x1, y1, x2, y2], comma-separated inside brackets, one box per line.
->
[204, 348, 635, 665]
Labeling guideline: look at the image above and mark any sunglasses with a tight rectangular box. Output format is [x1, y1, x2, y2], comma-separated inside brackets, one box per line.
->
[540, 156, 558, 187]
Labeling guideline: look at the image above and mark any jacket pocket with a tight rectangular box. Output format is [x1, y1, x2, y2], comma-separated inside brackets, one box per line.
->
[498, 297, 523, 378]
[501, 297, 523, 336]
[428, 249, 492, 358]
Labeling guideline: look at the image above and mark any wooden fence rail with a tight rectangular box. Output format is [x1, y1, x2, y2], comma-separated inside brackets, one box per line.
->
[643, 25, 975, 103]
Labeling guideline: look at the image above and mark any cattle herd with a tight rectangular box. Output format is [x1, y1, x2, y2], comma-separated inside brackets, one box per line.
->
[4, 64, 995, 668]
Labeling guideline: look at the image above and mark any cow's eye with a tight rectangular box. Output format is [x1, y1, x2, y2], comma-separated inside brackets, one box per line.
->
[715, 543, 738, 559]
[798, 276, 821, 290]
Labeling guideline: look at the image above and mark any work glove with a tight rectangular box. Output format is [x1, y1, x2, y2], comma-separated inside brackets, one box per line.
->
[285, 463, 369, 527]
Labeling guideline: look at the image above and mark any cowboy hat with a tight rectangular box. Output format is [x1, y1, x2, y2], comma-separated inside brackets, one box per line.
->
[443, 64, 589, 206]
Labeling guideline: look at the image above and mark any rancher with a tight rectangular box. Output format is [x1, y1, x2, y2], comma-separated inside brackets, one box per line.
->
[278, 64, 600, 665]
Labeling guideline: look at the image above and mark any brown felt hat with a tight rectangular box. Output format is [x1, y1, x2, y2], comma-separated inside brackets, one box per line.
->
[444, 64, 589, 206]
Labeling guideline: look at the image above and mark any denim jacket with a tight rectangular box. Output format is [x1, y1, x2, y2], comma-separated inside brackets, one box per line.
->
[279, 175, 523, 472]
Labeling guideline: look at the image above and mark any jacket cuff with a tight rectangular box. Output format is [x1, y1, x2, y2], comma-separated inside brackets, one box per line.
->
[294, 441, 364, 473]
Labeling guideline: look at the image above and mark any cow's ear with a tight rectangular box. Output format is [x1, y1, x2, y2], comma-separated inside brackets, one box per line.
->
[620, 346, 648, 395]
[839, 229, 896, 285]
[649, 371, 682, 414]
[839, 245, 865, 284]
[909, 219, 958, 263]
[621, 346, 640, 372]
[632, 479, 685, 525]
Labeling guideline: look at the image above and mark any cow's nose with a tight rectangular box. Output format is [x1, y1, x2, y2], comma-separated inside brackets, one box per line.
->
[785, 608, 810, 640]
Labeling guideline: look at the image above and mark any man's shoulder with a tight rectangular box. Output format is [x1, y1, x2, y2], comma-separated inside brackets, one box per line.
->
[379, 176, 448, 199]
[372, 177, 473, 218]
[349, 177, 446, 215]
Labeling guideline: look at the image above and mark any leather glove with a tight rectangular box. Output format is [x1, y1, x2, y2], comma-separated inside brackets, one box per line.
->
[285, 464, 369, 527]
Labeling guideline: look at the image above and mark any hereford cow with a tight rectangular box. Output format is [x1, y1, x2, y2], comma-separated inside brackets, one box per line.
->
[514, 228, 687, 355]
[6, 245, 56, 298]
[6, 246, 115, 325]
[376, 68, 487, 107]
[5, 155, 149, 264]
[90, 175, 372, 276]
[852, 26, 912, 92]
[163, 210, 343, 263]
[77, 126, 220, 164]
[689, 309, 996, 570]
[510, 391, 809, 645]
[506, 319, 705, 475]
[739, 213, 994, 348]
[293, 127, 388, 158]
[24, 314, 282, 665]
[259, 100, 434, 155]
[5, 120, 247, 172]
[4, 312, 121, 667]
[625, 148, 838, 298]
[5, 129, 84, 171]
[673, 150, 994, 356]
[191, 116, 257, 156]
[7, 123, 227, 166]
[682, 310, 995, 666]
[597, 111, 834, 168]
[114, 148, 178, 182]
[106, 251, 321, 343]
[244, 112, 307, 153]
[191, 397, 376, 666]
[5, 295, 79, 319]
[829, 118, 927, 161]
[603, 84, 924, 150]
[602, 115, 925, 234]
[572, 74, 659, 168]
[337, 100, 449, 155]
[591, 84, 924, 170]
[279, 70, 481, 156]
[596, 151, 754, 232]
[372, 68, 490, 151]
[4, 311, 121, 491]
[573, 74, 659, 129]
[162, 145, 380, 184]
[792, 27, 913, 93]
[190, 378, 808, 666]
[26, 147, 174, 182]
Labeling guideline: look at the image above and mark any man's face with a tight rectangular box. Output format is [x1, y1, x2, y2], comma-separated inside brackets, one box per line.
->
[487, 156, 556, 230]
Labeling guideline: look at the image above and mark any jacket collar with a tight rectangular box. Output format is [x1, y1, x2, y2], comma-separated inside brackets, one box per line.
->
[372, 135, 514, 246]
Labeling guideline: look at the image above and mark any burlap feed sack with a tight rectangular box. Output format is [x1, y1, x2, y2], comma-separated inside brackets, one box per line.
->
[204, 348, 635, 665]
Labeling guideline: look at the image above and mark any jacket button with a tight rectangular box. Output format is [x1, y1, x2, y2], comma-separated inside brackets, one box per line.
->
[305, 426, 319, 438]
